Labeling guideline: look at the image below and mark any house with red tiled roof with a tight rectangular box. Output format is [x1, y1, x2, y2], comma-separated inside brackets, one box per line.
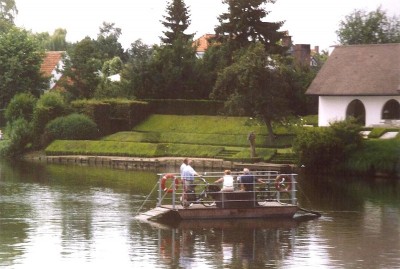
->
[193, 34, 215, 58]
[40, 51, 65, 90]
[306, 43, 400, 127]
[194, 33, 321, 69]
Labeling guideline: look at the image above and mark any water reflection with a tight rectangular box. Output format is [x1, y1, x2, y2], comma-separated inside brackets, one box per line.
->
[132, 219, 299, 268]
[0, 160, 399, 268]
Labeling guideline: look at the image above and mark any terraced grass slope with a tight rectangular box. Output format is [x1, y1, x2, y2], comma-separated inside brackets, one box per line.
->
[46, 115, 296, 162]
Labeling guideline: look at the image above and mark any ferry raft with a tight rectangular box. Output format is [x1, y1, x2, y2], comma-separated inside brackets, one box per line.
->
[135, 170, 320, 224]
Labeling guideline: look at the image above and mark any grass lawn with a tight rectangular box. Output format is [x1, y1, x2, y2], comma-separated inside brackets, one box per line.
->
[46, 114, 299, 162]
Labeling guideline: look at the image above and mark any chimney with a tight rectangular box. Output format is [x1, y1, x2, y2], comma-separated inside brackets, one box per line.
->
[294, 44, 311, 67]
[281, 35, 292, 48]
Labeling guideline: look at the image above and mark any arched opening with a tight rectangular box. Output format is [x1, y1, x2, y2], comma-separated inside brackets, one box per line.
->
[382, 99, 400, 120]
[346, 99, 366, 125]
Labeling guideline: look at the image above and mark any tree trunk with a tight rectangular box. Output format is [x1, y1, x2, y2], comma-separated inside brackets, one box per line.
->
[263, 118, 275, 145]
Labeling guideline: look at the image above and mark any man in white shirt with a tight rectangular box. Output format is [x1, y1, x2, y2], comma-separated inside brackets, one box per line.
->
[180, 158, 188, 178]
[181, 159, 200, 207]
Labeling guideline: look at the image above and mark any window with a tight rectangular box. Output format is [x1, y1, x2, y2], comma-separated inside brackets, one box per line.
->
[382, 99, 400, 120]
[346, 99, 366, 125]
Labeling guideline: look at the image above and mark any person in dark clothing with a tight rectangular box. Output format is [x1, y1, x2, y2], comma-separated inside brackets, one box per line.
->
[238, 168, 262, 192]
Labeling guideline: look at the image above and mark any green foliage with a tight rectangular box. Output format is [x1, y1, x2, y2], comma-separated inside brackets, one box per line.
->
[368, 128, 387, 139]
[32, 91, 70, 145]
[2, 118, 33, 157]
[133, 115, 268, 135]
[95, 57, 125, 98]
[329, 119, 363, 152]
[146, 99, 223, 115]
[197, 42, 231, 94]
[44, 113, 99, 142]
[45, 114, 299, 161]
[61, 22, 125, 99]
[121, 40, 155, 99]
[45, 140, 224, 158]
[280, 55, 319, 115]
[146, 39, 201, 99]
[293, 119, 363, 172]
[101, 56, 123, 77]
[71, 99, 111, 134]
[301, 115, 318, 126]
[94, 80, 124, 99]
[0, 27, 48, 108]
[226, 147, 276, 162]
[123, 1, 203, 100]
[0, 0, 17, 24]
[211, 43, 292, 142]
[123, 39, 203, 99]
[336, 7, 400, 45]
[62, 37, 102, 99]
[160, 0, 193, 45]
[103, 131, 294, 148]
[71, 98, 150, 135]
[4, 92, 37, 122]
[33, 28, 69, 51]
[293, 127, 342, 171]
[346, 139, 400, 176]
[215, 0, 286, 54]
[96, 22, 125, 62]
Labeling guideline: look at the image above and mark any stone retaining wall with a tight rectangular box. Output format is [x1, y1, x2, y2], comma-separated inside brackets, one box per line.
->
[30, 155, 292, 172]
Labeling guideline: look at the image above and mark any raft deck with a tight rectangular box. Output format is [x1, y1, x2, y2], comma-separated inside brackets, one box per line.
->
[136, 171, 302, 222]
[136, 201, 298, 222]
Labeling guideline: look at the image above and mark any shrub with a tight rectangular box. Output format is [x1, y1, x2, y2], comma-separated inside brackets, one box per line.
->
[2, 118, 33, 157]
[32, 91, 70, 145]
[71, 98, 150, 135]
[293, 119, 363, 173]
[45, 113, 99, 142]
[346, 139, 400, 176]
[293, 127, 342, 171]
[329, 118, 363, 153]
[5, 93, 37, 123]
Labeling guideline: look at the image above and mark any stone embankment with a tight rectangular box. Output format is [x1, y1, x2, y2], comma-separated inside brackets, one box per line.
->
[25, 152, 294, 172]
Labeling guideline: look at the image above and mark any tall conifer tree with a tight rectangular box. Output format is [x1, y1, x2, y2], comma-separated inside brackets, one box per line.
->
[160, 0, 193, 44]
[215, 0, 286, 54]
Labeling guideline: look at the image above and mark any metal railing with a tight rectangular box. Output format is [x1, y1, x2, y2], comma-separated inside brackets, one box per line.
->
[156, 171, 298, 209]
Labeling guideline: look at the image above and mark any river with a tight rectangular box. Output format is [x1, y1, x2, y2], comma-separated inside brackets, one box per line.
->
[0, 160, 399, 269]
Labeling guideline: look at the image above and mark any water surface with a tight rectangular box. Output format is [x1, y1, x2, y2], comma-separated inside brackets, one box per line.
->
[0, 160, 398, 268]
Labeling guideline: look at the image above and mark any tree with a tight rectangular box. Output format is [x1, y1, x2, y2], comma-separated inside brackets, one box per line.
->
[211, 43, 291, 143]
[0, 27, 48, 109]
[0, 0, 17, 23]
[62, 37, 102, 99]
[132, 0, 200, 99]
[201, 0, 288, 100]
[32, 91, 70, 146]
[336, 7, 400, 45]
[34, 28, 69, 51]
[160, 0, 193, 45]
[94, 56, 124, 98]
[149, 39, 200, 99]
[121, 39, 155, 98]
[96, 22, 125, 61]
[4, 92, 37, 123]
[61, 22, 125, 100]
[215, 0, 287, 54]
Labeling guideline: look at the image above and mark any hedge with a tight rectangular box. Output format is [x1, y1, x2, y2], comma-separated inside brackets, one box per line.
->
[71, 99, 150, 135]
[145, 99, 224, 115]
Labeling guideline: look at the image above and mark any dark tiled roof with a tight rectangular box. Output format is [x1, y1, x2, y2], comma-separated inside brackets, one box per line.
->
[306, 43, 400, 96]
